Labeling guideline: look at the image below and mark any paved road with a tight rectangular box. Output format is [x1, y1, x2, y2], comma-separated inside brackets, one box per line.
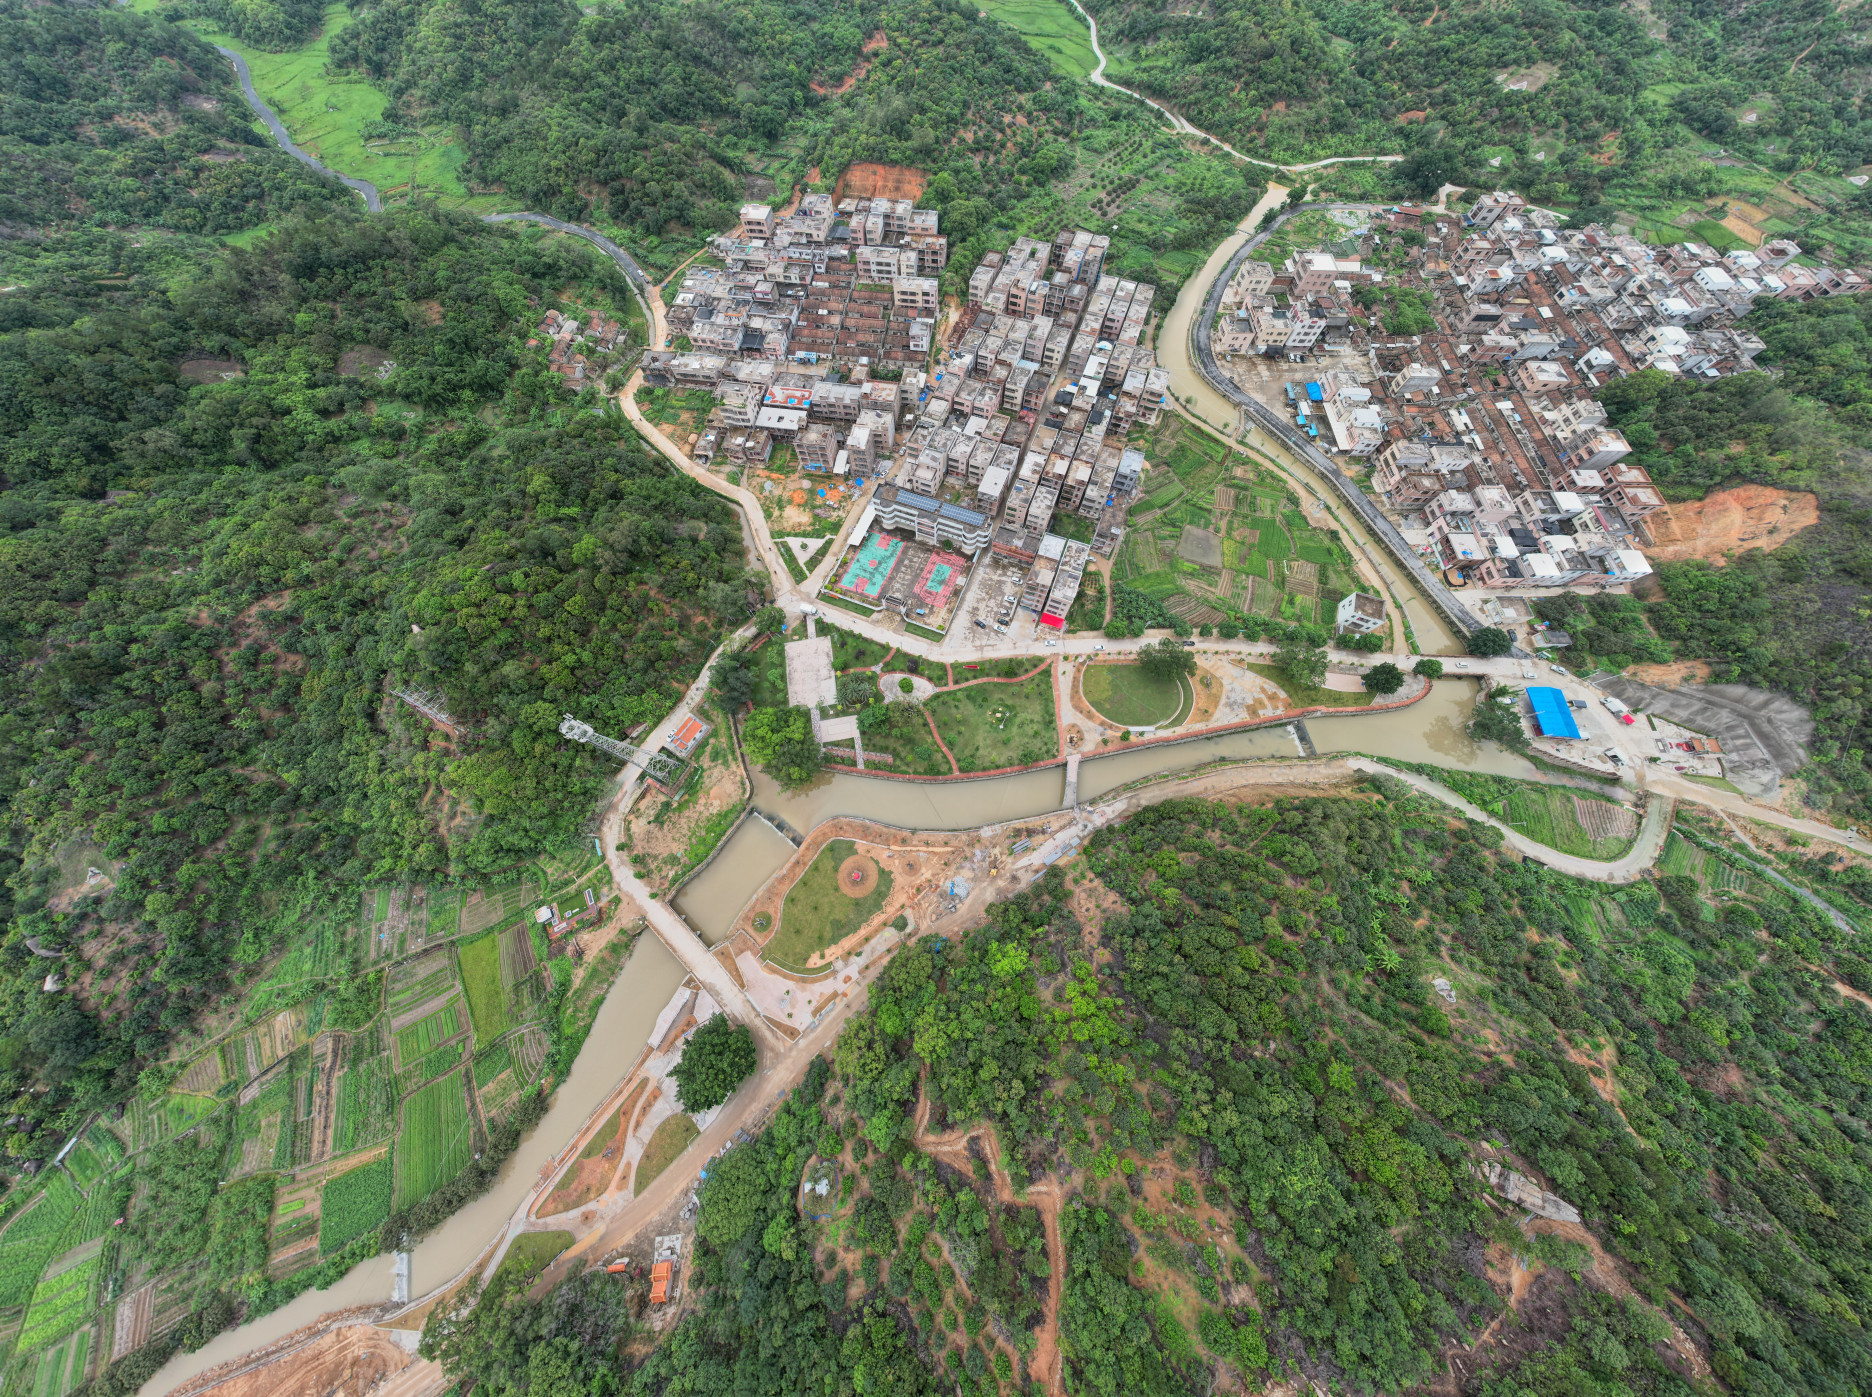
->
[214, 46, 383, 210]
[481, 212, 651, 292]
[1062, 0, 1404, 177]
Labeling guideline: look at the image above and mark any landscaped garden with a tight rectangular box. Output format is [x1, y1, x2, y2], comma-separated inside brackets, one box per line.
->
[1081, 663, 1187, 728]
[923, 668, 1058, 771]
[770, 839, 895, 972]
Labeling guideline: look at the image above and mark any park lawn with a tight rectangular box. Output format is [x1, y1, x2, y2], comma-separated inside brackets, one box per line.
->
[635, 1116, 701, 1196]
[495, 1230, 574, 1285]
[974, 0, 1098, 78]
[1244, 662, 1377, 710]
[771, 839, 894, 971]
[457, 933, 507, 1043]
[926, 670, 1058, 772]
[393, 1071, 474, 1210]
[1082, 663, 1184, 727]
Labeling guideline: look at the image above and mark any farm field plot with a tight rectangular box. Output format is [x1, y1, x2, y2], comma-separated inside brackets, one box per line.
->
[771, 840, 894, 972]
[461, 884, 531, 936]
[29, 1325, 89, 1397]
[1082, 663, 1184, 727]
[457, 933, 507, 1043]
[394, 1072, 473, 1210]
[127, 0, 489, 211]
[320, 1156, 392, 1255]
[386, 949, 456, 1015]
[232, 1070, 294, 1178]
[0, 1179, 82, 1310]
[394, 1002, 465, 1065]
[60, 1130, 122, 1192]
[974, 0, 1096, 77]
[925, 669, 1057, 773]
[332, 1054, 396, 1154]
[424, 888, 462, 941]
[18, 1256, 99, 1355]
[241, 913, 355, 1022]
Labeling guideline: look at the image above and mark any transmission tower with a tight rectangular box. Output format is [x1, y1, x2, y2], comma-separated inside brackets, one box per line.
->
[392, 685, 468, 736]
[559, 714, 685, 786]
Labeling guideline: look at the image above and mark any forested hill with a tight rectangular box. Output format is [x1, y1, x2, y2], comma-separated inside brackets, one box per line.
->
[423, 792, 1872, 1397]
[0, 205, 748, 1128]
[1079, 0, 1870, 205]
[326, 0, 1066, 236]
[0, 2, 348, 235]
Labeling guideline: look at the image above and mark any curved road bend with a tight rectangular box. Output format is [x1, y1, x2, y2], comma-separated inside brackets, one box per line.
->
[214, 46, 383, 211]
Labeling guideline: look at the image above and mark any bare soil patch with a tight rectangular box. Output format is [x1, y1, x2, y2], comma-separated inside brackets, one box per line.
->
[176, 357, 244, 384]
[837, 853, 879, 898]
[1639, 483, 1817, 563]
[1623, 659, 1712, 687]
[831, 162, 928, 203]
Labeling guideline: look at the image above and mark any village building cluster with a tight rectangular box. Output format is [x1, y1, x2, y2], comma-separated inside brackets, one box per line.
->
[642, 199, 1178, 636]
[528, 306, 631, 389]
[1215, 189, 1870, 594]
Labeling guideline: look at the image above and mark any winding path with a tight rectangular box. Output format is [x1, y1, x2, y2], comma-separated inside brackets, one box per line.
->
[1062, 0, 1403, 176]
[215, 45, 382, 211]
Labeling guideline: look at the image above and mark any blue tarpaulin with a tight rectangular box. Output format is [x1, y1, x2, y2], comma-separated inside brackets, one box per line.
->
[1527, 686, 1581, 739]
[1306, 382, 1325, 402]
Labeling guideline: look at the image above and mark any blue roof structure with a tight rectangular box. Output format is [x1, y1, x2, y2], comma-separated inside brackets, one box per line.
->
[1306, 382, 1325, 402]
[1527, 686, 1580, 739]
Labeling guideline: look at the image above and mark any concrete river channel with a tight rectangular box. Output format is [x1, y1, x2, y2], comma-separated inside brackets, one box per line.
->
[150, 57, 1545, 1397]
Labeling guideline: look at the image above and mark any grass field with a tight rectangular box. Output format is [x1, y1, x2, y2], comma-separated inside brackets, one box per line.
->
[394, 1072, 473, 1210]
[128, 1, 495, 213]
[457, 934, 507, 1043]
[496, 1230, 573, 1284]
[771, 839, 894, 971]
[1243, 663, 1377, 710]
[1082, 664, 1184, 727]
[975, 0, 1098, 78]
[635, 1116, 701, 1196]
[321, 1155, 392, 1254]
[926, 669, 1058, 772]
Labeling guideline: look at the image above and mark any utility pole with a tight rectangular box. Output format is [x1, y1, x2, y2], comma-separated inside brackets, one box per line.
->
[558, 714, 685, 786]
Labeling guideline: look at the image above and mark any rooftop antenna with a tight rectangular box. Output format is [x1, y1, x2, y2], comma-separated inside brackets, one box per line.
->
[559, 714, 684, 786]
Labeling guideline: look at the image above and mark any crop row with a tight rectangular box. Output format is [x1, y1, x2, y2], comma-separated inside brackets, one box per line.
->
[394, 1001, 463, 1064]
[393, 1073, 472, 1210]
[320, 1156, 392, 1255]
[333, 1055, 397, 1155]
[19, 1257, 99, 1354]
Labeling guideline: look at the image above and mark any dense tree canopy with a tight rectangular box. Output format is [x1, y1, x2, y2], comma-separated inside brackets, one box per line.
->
[0, 3, 348, 235]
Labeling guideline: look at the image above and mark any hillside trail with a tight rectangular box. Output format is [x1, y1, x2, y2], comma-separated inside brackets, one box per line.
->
[912, 1086, 1066, 1394]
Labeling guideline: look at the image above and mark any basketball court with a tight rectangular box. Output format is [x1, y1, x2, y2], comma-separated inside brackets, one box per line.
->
[909, 549, 967, 612]
[837, 531, 905, 600]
